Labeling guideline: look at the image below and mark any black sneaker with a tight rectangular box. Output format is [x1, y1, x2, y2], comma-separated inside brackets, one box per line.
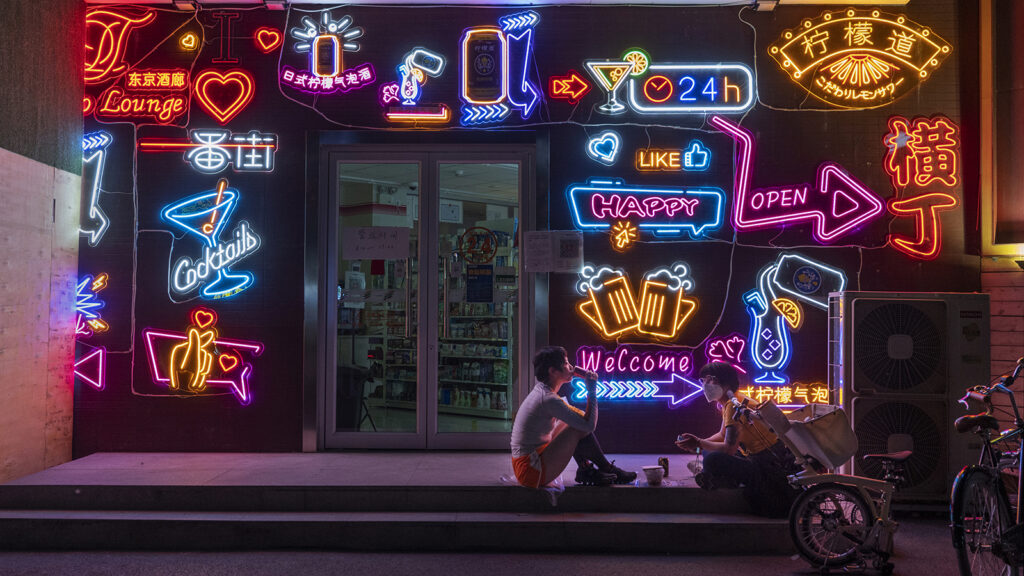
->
[575, 465, 616, 486]
[605, 461, 638, 484]
[694, 471, 715, 490]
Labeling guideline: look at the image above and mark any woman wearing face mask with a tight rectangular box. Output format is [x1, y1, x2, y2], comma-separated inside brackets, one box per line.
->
[675, 361, 799, 517]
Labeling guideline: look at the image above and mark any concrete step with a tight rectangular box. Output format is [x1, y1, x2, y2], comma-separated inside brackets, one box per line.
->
[0, 484, 752, 514]
[0, 509, 793, 553]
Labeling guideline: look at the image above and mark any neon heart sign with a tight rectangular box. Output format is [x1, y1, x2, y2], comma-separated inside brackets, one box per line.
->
[586, 131, 621, 166]
[193, 69, 256, 125]
[254, 27, 282, 53]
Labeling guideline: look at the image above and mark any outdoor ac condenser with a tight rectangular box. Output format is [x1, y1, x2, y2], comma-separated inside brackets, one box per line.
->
[828, 291, 990, 503]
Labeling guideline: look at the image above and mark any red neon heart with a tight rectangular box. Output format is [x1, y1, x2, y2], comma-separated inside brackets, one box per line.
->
[192, 307, 218, 329]
[193, 69, 255, 125]
[254, 27, 282, 53]
[218, 352, 239, 373]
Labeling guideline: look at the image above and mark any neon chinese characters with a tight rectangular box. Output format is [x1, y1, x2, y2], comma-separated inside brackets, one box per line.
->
[884, 115, 960, 189]
[768, 9, 953, 109]
[289, 12, 364, 78]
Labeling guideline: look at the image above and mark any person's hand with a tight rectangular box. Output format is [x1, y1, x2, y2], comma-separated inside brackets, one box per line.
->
[674, 433, 700, 453]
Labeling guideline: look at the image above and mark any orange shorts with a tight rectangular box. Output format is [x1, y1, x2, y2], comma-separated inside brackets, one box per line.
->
[512, 443, 549, 488]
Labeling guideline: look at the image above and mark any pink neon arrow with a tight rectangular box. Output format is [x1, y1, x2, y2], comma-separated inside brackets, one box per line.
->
[710, 115, 885, 243]
[74, 347, 106, 390]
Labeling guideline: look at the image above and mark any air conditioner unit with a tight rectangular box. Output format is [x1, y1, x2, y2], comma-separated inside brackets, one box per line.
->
[828, 292, 990, 503]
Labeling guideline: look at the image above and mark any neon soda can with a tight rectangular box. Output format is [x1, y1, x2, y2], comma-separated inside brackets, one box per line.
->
[461, 27, 506, 104]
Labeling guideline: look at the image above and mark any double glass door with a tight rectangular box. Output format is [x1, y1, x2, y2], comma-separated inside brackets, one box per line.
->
[324, 148, 532, 449]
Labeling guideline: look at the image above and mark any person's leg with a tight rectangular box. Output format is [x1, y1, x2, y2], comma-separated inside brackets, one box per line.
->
[573, 433, 638, 484]
[537, 424, 590, 485]
[701, 450, 757, 488]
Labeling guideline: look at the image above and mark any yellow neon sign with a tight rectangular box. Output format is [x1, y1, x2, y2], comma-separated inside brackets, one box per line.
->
[768, 9, 952, 109]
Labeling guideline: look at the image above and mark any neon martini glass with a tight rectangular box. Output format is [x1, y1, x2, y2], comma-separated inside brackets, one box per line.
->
[584, 60, 633, 115]
[161, 180, 253, 299]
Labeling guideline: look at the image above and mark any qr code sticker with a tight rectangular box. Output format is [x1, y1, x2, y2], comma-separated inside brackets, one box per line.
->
[559, 237, 580, 258]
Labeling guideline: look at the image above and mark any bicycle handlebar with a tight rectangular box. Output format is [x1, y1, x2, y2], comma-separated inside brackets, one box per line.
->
[960, 357, 1024, 415]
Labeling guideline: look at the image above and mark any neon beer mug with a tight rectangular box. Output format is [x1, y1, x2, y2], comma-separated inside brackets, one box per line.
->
[580, 275, 640, 337]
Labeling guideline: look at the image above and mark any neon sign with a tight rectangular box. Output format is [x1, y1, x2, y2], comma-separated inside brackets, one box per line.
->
[772, 298, 803, 330]
[572, 345, 701, 407]
[610, 221, 638, 252]
[884, 115, 960, 189]
[548, 71, 590, 104]
[626, 64, 754, 114]
[887, 192, 958, 260]
[254, 27, 283, 53]
[76, 273, 109, 338]
[576, 263, 697, 341]
[74, 346, 107, 391]
[193, 69, 256, 125]
[705, 333, 747, 374]
[744, 264, 793, 385]
[739, 382, 830, 410]
[710, 115, 884, 243]
[281, 64, 375, 96]
[383, 48, 450, 124]
[84, 8, 155, 85]
[142, 307, 264, 405]
[289, 12, 364, 78]
[459, 13, 539, 125]
[96, 87, 188, 124]
[567, 178, 725, 241]
[125, 69, 188, 91]
[81, 131, 112, 246]
[768, 9, 953, 109]
[161, 178, 262, 301]
[586, 131, 621, 166]
[179, 32, 198, 51]
[210, 12, 240, 64]
[139, 129, 279, 174]
[769, 253, 847, 311]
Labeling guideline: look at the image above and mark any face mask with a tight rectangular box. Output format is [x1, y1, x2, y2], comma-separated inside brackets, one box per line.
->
[702, 381, 722, 403]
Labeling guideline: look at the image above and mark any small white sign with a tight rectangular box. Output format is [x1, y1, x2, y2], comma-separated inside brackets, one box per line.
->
[341, 227, 410, 260]
[440, 199, 463, 223]
[524, 230, 583, 273]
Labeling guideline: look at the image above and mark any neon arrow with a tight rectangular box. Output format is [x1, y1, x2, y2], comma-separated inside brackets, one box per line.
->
[571, 373, 702, 408]
[74, 346, 107, 390]
[81, 131, 113, 246]
[710, 115, 885, 243]
[549, 71, 590, 104]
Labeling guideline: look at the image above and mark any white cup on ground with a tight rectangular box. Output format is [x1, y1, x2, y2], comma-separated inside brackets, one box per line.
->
[642, 465, 665, 486]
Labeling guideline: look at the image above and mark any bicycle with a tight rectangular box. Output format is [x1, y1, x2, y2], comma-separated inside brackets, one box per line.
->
[735, 397, 907, 574]
[951, 356, 1024, 576]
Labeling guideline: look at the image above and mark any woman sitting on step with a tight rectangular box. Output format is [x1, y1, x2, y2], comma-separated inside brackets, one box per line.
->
[510, 346, 636, 488]
[675, 361, 800, 517]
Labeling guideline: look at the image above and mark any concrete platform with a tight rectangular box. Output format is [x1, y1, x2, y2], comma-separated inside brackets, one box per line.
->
[0, 453, 793, 553]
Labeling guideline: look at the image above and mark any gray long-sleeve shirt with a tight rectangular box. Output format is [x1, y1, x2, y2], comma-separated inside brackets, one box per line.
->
[510, 381, 597, 458]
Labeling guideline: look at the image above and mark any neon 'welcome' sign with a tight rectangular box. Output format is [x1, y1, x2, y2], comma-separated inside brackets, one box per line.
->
[570, 345, 701, 408]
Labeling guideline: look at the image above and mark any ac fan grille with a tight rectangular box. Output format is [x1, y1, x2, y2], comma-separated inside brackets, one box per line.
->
[853, 301, 945, 393]
[855, 401, 944, 491]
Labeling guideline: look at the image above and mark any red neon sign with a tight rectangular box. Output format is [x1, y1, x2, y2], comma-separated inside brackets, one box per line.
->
[85, 8, 156, 85]
[887, 192, 958, 260]
[884, 115, 961, 189]
[193, 69, 256, 125]
[96, 86, 187, 124]
[255, 27, 283, 53]
[548, 71, 590, 104]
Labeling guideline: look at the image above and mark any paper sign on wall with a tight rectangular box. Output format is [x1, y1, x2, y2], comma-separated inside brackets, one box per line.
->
[524, 230, 582, 273]
[341, 226, 410, 260]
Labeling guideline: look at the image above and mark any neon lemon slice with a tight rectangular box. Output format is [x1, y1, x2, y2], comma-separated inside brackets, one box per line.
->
[772, 298, 802, 330]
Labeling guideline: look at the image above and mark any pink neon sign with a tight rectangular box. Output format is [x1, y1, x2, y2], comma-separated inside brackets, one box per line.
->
[710, 115, 885, 243]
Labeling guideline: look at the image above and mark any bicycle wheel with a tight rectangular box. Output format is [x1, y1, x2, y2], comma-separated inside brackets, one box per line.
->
[789, 483, 872, 568]
[951, 466, 1017, 576]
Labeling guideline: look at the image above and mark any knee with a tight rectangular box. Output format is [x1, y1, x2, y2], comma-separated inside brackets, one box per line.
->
[703, 450, 729, 474]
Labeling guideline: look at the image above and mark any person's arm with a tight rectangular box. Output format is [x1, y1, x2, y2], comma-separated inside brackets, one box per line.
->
[676, 408, 740, 455]
[545, 381, 598, 433]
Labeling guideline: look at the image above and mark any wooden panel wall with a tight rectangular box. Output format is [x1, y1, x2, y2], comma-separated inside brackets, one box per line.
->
[982, 260, 1024, 427]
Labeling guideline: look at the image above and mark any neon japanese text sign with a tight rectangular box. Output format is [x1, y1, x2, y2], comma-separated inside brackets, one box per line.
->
[768, 9, 953, 109]
[627, 64, 754, 114]
[281, 64, 375, 96]
[290, 12, 364, 78]
[884, 115, 960, 189]
[739, 382, 830, 410]
[567, 178, 725, 240]
[84, 8, 156, 85]
[576, 263, 697, 341]
[81, 131, 112, 246]
[586, 131, 621, 166]
[139, 129, 279, 174]
[142, 307, 264, 405]
[711, 115, 884, 243]
[887, 192, 958, 260]
[571, 345, 701, 408]
[125, 69, 189, 91]
[161, 179, 262, 301]
[193, 69, 255, 125]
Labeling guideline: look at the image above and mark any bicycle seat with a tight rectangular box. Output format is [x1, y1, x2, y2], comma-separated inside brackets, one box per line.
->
[862, 450, 912, 463]
[954, 413, 1000, 434]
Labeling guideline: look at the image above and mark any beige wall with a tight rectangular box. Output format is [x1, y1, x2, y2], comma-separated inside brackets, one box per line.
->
[0, 146, 80, 483]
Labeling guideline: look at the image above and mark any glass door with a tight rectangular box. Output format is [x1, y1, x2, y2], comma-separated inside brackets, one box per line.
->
[324, 147, 532, 450]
